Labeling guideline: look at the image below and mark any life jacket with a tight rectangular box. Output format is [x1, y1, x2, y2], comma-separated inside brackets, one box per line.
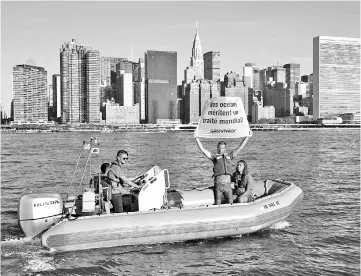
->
[110, 162, 124, 186]
[213, 153, 233, 177]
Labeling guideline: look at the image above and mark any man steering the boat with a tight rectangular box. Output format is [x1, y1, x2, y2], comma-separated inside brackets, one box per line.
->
[195, 133, 251, 205]
[107, 150, 143, 213]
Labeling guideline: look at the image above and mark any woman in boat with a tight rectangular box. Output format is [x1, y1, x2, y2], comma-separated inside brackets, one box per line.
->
[232, 160, 255, 203]
[195, 133, 251, 205]
[232, 160, 267, 203]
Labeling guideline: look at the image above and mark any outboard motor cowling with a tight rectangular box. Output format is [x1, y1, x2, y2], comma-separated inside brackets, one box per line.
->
[18, 193, 63, 238]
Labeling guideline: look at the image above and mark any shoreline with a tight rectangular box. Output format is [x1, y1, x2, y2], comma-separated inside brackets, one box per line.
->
[1, 125, 360, 133]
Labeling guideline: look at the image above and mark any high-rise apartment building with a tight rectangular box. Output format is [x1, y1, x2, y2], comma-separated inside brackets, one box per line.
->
[13, 64, 48, 122]
[203, 51, 220, 82]
[60, 39, 100, 123]
[313, 36, 360, 119]
[85, 50, 101, 123]
[52, 74, 61, 119]
[145, 50, 177, 123]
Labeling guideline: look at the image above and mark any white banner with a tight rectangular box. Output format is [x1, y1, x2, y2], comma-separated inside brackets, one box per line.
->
[195, 97, 251, 139]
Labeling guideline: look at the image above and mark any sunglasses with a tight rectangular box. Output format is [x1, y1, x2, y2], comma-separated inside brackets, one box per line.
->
[122, 157, 128, 161]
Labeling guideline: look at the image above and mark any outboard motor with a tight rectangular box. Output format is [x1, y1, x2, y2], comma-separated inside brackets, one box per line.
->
[18, 193, 63, 238]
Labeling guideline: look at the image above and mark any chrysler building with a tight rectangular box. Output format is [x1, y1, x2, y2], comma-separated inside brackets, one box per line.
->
[185, 21, 204, 83]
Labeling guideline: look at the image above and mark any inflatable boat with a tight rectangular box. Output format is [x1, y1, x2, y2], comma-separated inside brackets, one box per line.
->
[18, 138, 303, 252]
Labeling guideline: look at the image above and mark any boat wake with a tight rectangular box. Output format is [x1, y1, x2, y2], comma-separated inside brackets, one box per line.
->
[270, 220, 291, 230]
[1, 237, 56, 273]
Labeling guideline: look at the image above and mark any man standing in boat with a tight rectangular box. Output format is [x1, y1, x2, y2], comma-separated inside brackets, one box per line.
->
[107, 150, 142, 213]
[195, 133, 251, 205]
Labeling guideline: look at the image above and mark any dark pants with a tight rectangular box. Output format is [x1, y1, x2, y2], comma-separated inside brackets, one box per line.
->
[214, 182, 233, 205]
[112, 193, 123, 213]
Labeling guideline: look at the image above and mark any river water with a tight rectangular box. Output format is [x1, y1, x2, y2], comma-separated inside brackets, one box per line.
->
[1, 130, 360, 276]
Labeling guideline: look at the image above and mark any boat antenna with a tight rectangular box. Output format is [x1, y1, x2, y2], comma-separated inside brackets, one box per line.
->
[66, 141, 87, 198]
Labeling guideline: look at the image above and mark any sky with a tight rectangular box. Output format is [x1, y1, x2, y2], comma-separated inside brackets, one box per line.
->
[1, 1, 360, 114]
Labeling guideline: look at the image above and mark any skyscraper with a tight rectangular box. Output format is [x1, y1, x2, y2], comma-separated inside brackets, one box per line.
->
[313, 36, 360, 119]
[145, 50, 177, 123]
[203, 51, 220, 82]
[134, 58, 146, 122]
[60, 39, 100, 123]
[52, 74, 61, 119]
[284, 63, 300, 99]
[85, 50, 101, 123]
[13, 64, 48, 122]
[190, 21, 204, 81]
[184, 22, 204, 83]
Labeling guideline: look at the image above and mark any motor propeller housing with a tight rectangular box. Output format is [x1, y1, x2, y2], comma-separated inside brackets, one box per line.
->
[18, 193, 63, 238]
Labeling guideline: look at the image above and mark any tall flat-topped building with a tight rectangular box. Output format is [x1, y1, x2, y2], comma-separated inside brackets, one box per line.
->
[145, 50, 177, 123]
[203, 51, 220, 82]
[313, 36, 360, 119]
[13, 64, 48, 122]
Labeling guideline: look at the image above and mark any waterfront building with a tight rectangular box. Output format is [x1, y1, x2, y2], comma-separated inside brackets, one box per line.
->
[48, 85, 53, 120]
[295, 82, 307, 99]
[263, 82, 291, 117]
[60, 39, 101, 123]
[13, 64, 48, 122]
[10, 100, 14, 121]
[105, 102, 140, 124]
[52, 74, 61, 119]
[145, 50, 177, 123]
[85, 50, 101, 123]
[117, 70, 133, 106]
[1, 105, 8, 124]
[100, 57, 127, 85]
[295, 106, 309, 115]
[183, 79, 221, 124]
[339, 112, 361, 124]
[354, 113, 361, 124]
[133, 58, 146, 122]
[301, 97, 313, 115]
[313, 36, 360, 119]
[183, 81, 199, 124]
[203, 51, 220, 82]
[252, 102, 275, 123]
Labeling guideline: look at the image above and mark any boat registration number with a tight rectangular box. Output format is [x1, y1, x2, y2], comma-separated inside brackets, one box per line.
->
[263, 201, 280, 210]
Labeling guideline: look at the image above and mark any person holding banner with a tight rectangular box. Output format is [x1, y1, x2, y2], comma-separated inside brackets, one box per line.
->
[195, 133, 251, 205]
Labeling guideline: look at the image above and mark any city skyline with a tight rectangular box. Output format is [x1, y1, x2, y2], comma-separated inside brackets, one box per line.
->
[1, 1, 360, 114]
